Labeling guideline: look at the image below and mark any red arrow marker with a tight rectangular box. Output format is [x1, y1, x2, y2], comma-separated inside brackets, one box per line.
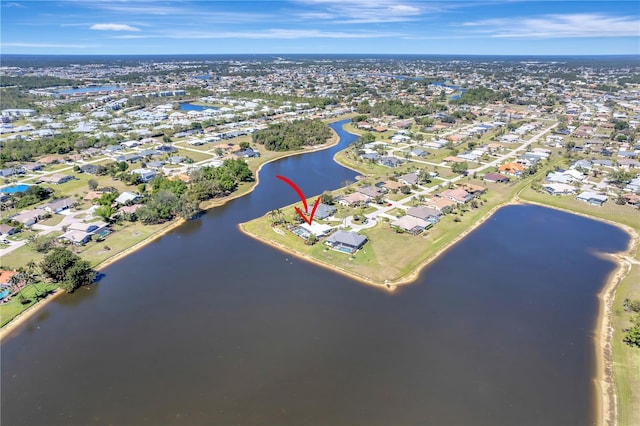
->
[276, 175, 320, 225]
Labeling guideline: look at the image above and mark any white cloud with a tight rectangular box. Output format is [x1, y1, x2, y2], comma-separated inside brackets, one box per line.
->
[2, 42, 98, 48]
[460, 13, 640, 38]
[112, 28, 402, 40]
[295, 0, 427, 24]
[90, 23, 141, 31]
[2, 2, 25, 7]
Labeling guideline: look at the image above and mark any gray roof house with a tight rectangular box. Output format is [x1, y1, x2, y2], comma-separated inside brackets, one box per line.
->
[577, 191, 608, 206]
[407, 206, 441, 224]
[325, 231, 367, 254]
[311, 202, 337, 220]
[43, 197, 73, 213]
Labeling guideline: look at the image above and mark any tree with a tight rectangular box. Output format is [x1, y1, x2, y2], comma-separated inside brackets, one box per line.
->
[40, 247, 96, 293]
[95, 205, 115, 221]
[320, 192, 335, 205]
[451, 162, 469, 174]
[87, 179, 98, 191]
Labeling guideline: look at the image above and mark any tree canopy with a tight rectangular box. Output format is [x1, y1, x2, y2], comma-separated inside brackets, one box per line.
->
[253, 119, 332, 151]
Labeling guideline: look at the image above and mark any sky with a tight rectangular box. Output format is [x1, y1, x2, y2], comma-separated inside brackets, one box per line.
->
[1, 1, 639, 55]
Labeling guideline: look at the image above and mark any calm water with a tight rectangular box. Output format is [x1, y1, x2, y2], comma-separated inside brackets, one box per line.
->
[179, 103, 219, 112]
[0, 120, 629, 425]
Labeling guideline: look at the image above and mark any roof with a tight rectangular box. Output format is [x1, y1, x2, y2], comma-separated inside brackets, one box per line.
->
[407, 206, 441, 220]
[326, 230, 367, 247]
[392, 215, 429, 232]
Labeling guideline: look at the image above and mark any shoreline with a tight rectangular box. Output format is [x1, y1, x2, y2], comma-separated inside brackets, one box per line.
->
[240, 196, 638, 426]
[238, 199, 521, 291]
[0, 119, 343, 339]
[519, 199, 639, 426]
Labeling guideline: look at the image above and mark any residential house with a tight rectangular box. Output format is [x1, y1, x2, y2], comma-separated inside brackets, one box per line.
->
[425, 197, 457, 212]
[397, 172, 419, 186]
[338, 192, 370, 207]
[68, 221, 108, 233]
[43, 197, 73, 214]
[115, 192, 140, 205]
[311, 202, 337, 220]
[38, 174, 74, 185]
[542, 183, 577, 195]
[456, 183, 487, 197]
[483, 173, 509, 183]
[406, 206, 441, 223]
[392, 215, 431, 235]
[59, 230, 92, 245]
[356, 186, 383, 198]
[439, 188, 473, 204]
[498, 162, 525, 176]
[379, 157, 403, 168]
[12, 208, 46, 226]
[131, 168, 157, 182]
[325, 230, 367, 253]
[0, 224, 17, 236]
[577, 191, 608, 206]
[382, 180, 404, 192]
[79, 164, 100, 175]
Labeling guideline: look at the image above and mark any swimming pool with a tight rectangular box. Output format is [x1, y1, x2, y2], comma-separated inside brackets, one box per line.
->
[1, 184, 30, 194]
[0, 289, 11, 300]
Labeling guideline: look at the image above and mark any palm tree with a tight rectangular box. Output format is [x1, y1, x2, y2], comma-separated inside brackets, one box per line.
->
[7, 273, 26, 302]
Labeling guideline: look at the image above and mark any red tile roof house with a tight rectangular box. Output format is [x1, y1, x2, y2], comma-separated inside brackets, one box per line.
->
[0, 224, 18, 236]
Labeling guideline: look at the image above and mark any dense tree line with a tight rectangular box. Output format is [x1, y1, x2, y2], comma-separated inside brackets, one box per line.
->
[136, 159, 253, 224]
[357, 99, 432, 119]
[252, 119, 332, 151]
[0, 88, 39, 110]
[0, 76, 81, 89]
[451, 87, 505, 105]
[0, 132, 121, 165]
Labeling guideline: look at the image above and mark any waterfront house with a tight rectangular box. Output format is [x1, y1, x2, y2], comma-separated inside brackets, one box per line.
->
[59, 230, 92, 245]
[311, 202, 337, 220]
[299, 222, 332, 237]
[392, 215, 431, 235]
[439, 188, 473, 204]
[576, 191, 608, 206]
[325, 230, 367, 253]
[68, 221, 108, 234]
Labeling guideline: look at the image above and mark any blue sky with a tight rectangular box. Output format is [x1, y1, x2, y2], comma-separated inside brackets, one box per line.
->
[1, 1, 639, 55]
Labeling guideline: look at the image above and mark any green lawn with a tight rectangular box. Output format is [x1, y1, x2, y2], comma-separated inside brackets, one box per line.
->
[0, 282, 59, 327]
[612, 260, 640, 426]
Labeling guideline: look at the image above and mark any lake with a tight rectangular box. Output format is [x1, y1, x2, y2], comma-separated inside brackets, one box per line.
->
[179, 102, 219, 111]
[0, 120, 629, 425]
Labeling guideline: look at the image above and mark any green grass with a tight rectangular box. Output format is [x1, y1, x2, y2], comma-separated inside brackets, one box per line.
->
[0, 282, 59, 327]
[612, 260, 640, 426]
[519, 187, 640, 230]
